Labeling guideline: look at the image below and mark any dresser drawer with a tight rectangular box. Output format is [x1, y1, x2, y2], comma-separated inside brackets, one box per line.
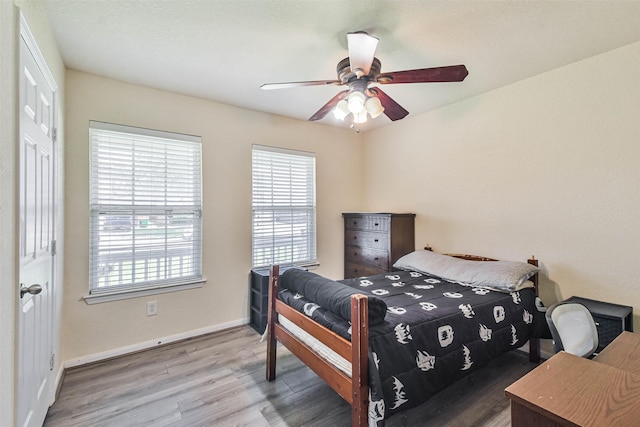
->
[345, 262, 387, 278]
[344, 215, 390, 232]
[345, 230, 388, 250]
[345, 246, 389, 269]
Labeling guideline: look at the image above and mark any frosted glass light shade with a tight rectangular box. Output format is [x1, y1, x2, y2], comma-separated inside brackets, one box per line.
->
[347, 91, 366, 114]
[333, 100, 349, 120]
[353, 110, 368, 124]
[365, 96, 384, 119]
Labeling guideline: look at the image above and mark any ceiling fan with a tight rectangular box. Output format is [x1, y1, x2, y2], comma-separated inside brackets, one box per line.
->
[261, 31, 469, 126]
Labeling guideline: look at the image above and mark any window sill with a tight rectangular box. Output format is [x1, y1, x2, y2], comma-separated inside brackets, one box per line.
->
[83, 278, 206, 304]
[300, 262, 320, 270]
[253, 262, 320, 270]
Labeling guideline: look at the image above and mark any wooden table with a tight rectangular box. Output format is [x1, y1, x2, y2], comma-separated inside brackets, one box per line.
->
[593, 331, 640, 372]
[505, 332, 640, 426]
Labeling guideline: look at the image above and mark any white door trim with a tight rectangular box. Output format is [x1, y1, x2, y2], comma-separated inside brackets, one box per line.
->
[20, 14, 58, 92]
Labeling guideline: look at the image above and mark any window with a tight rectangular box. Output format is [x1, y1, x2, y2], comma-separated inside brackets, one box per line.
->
[88, 121, 203, 301]
[252, 145, 316, 268]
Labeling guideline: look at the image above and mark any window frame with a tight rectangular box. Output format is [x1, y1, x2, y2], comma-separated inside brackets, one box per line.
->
[251, 144, 317, 269]
[85, 121, 204, 304]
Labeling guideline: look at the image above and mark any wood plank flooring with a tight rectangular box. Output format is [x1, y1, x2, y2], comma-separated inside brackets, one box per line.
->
[44, 325, 538, 426]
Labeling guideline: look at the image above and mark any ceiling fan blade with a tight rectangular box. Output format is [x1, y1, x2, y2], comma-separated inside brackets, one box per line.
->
[261, 80, 342, 90]
[370, 88, 409, 121]
[377, 65, 468, 84]
[308, 90, 349, 121]
[347, 31, 379, 76]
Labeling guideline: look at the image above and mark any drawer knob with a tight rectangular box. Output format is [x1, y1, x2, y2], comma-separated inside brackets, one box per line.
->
[374, 238, 379, 242]
[374, 223, 379, 226]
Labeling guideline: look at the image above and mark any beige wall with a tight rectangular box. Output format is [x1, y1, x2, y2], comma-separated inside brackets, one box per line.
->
[1, 1, 66, 425]
[363, 41, 640, 328]
[63, 70, 363, 361]
[59, 23, 640, 368]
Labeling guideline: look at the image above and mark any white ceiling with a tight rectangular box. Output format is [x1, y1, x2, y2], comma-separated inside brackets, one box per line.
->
[44, 0, 640, 131]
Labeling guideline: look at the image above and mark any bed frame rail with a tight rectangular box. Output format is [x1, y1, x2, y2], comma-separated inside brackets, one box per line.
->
[527, 257, 540, 363]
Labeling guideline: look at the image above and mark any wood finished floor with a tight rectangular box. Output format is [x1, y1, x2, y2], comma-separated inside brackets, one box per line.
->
[44, 325, 537, 427]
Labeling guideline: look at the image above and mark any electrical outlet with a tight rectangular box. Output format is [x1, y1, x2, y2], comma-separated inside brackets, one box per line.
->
[147, 300, 158, 316]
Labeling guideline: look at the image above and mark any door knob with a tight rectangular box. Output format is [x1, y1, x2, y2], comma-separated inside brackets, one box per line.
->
[20, 283, 42, 298]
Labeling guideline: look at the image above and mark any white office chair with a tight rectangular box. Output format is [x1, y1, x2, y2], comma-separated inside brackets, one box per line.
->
[545, 302, 599, 358]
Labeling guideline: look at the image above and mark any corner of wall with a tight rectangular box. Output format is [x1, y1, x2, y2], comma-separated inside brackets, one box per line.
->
[0, 3, 19, 426]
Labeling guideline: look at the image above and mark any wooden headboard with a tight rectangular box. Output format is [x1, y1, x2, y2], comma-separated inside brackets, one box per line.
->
[424, 244, 498, 261]
[446, 253, 498, 261]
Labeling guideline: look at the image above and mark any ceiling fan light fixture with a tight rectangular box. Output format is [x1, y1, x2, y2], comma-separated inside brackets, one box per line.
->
[347, 91, 366, 114]
[333, 100, 350, 120]
[365, 96, 384, 119]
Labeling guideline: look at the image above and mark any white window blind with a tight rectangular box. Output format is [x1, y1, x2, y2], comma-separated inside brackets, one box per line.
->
[252, 145, 316, 268]
[89, 121, 203, 294]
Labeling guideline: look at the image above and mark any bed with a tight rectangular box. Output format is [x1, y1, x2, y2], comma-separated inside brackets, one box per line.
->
[265, 249, 547, 426]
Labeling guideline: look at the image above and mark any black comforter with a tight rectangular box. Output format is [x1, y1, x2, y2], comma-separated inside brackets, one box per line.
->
[278, 268, 547, 425]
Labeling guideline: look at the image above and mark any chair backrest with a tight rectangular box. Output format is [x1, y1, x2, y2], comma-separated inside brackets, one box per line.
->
[545, 302, 599, 357]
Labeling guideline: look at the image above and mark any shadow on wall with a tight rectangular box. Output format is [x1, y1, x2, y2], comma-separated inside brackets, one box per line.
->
[535, 264, 561, 359]
[536, 262, 562, 307]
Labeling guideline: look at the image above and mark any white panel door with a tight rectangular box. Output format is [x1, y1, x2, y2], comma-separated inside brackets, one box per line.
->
[18, 29, 56, 427]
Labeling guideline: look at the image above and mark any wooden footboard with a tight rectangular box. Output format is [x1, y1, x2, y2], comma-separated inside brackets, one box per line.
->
[266, 265, 369, 426]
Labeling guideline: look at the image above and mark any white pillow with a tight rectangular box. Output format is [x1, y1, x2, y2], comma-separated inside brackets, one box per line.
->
[393, 250, 539, 292]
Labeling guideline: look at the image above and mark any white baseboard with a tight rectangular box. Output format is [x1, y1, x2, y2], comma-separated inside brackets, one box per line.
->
[51, 363, 65, 404]
[63, 318, 249, 369]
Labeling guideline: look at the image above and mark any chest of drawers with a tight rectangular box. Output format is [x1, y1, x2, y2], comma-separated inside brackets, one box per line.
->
[342, 213, 415, 279]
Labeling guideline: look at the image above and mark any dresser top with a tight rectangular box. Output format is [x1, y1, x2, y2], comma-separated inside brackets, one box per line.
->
[342, 212, 415, 217]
